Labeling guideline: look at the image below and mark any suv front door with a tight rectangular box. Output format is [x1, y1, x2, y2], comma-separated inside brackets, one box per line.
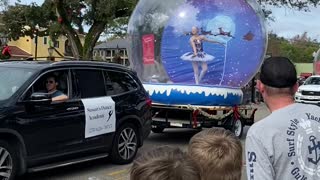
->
[15, 69, 85, 161]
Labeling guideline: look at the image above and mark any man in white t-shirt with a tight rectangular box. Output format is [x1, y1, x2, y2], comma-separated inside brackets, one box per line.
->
[246, 57, 320, 180]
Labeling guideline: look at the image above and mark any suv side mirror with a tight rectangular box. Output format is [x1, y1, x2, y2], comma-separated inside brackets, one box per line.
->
[29, 92, 52, 105]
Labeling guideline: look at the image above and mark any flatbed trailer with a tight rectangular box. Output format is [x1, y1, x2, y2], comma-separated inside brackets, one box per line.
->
[151, 103, 257, 137]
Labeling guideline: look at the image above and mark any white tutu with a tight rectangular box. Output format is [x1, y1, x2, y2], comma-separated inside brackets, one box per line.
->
[180, 52, 215, 62]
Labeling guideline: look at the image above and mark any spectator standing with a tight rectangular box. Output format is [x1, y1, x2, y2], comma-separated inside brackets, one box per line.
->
[246, 57, 320, 180]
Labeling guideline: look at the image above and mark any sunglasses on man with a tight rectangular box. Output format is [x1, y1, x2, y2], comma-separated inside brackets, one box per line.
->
[46, 80, 55, 84]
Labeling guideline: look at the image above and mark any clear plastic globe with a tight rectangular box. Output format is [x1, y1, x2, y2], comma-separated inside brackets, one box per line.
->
[127, 0, 267, 106]
[128, 0, 266, 87]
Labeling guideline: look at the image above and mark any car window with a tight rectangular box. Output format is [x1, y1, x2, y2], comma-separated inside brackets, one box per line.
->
[73, 69, 106, 98]
[0, 67, 36, 101]
[24, 70, 70, 100]
[304, 77, 320, 85]
[105, 70, 139, 95]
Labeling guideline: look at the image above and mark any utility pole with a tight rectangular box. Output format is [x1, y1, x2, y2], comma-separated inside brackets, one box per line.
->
[34, 24, 39, 60]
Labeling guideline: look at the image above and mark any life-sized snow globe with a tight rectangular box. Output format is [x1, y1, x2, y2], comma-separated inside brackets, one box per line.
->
[127, 0, 267, 106]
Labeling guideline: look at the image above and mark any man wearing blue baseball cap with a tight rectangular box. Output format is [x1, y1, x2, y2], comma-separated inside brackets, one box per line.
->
[246, 57, 320, 180]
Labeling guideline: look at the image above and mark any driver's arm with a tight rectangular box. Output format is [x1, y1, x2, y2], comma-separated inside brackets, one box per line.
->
[52, 94, 68, 102]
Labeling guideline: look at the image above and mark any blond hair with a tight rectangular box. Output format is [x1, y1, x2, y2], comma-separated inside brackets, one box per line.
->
[188, 128, 242, 180]
[130, 146, 201, 180]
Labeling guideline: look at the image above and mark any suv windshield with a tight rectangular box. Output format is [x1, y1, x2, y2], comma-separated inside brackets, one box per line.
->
[304, 77, 320, 85]
[0, 67, 36, 101]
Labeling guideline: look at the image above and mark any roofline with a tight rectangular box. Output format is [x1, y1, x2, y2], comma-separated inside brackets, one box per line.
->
[11, 55, 32, 57]
[0, 60, 133, 72]
[50, 60, 132, 70]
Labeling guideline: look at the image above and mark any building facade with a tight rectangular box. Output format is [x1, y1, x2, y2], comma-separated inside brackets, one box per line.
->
[6, 33, 85, 61]
[93, 38, 129, 66]
[8, 35, 67, 60]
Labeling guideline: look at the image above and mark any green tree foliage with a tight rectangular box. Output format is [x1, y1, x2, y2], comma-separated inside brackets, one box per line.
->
[259, 0, 320, 19]
[0, 0, 138, 59]
[267, 32, 320, 63]
[259, 0, 319, 10]
[1, 3, 53, 39]
[104, 17, 129, 40]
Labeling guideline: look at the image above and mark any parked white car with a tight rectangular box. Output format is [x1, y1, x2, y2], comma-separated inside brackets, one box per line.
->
[295, 75, 320, 104]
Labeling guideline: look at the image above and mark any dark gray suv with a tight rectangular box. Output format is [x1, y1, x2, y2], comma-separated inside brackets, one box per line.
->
[0, 60, 152, 180]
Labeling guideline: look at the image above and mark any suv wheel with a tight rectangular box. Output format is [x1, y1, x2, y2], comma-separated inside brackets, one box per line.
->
[232, 119, 243, 138]
[111, 123, 138, 164]
[0, 140, 18, 180]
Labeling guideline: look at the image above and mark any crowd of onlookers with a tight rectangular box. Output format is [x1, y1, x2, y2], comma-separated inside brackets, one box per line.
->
[130, 127, 242, 180]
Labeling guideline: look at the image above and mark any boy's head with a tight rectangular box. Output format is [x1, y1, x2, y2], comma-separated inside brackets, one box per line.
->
[188, 128, 243, 180]
[257, 56, 298, 97]
[130, 146, 201, 180]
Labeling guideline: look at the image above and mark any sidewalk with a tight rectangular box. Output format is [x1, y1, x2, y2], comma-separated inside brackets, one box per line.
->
[246, 102, 270, 122]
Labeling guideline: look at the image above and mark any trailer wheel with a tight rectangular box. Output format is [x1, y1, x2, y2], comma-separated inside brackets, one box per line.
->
[232, 119, 243, 138]
[151, 127, 165, 133]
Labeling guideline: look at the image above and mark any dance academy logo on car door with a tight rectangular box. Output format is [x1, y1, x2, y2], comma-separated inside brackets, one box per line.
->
[286, 113, 320, 179]
[82, 97, 116, 138]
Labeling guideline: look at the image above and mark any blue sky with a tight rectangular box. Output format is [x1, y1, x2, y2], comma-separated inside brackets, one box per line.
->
[9, 0, 320, 41]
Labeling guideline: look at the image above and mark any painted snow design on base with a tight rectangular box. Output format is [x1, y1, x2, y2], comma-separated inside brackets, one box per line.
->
[143, 84, 243, 99]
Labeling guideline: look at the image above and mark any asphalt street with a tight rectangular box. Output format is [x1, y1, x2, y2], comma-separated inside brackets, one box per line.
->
[21, 103, 270, 180]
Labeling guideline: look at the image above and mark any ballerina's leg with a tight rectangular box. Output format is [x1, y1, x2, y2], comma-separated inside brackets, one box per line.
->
[192, 61, 199, 84]
[199, 62, 208, 83]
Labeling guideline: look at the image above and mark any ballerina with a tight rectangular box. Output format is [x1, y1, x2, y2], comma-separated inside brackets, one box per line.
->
[181, 26, 224, 84]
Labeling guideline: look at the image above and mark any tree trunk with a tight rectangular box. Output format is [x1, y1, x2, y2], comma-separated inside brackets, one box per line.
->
[65, 32, 83, 60]
[54, 0, 83, 60]
[83, 21, 106, 60]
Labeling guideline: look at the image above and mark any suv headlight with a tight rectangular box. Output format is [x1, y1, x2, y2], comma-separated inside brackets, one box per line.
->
[297, 89, 302, 93]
